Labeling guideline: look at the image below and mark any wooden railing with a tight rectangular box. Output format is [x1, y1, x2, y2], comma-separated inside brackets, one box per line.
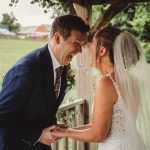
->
[52, 98, 87, 150]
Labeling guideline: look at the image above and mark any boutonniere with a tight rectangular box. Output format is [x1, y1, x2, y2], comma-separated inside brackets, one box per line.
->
[66, 65, 76, 91]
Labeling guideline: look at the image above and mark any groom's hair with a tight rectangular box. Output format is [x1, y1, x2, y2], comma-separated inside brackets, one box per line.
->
[50, 15, 90, 40]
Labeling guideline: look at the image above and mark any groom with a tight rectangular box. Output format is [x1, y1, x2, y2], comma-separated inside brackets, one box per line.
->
[0, 15, 89, 150]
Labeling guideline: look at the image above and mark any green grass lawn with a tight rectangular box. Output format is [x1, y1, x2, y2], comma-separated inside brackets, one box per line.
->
[0, 38, 47, 85]
[0, 38, 47, 68]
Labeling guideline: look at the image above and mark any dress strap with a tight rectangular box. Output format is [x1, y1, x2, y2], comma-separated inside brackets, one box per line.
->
[107, 74, 122, 99]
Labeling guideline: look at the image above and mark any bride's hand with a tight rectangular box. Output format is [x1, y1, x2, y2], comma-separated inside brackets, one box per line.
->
[52, 127, 68, 138]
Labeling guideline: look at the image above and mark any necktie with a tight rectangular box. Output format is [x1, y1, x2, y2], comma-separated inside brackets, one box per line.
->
[55, 66, 64, 98]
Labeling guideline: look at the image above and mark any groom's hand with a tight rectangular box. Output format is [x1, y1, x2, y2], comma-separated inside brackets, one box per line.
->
[39, 125, 58, 146]
[51, 123, 68, 142]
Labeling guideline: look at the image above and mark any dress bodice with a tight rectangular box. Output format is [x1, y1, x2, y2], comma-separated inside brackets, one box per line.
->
[98, 74, 128, 149]
[106, 74, 127, 141]
[98, 74, 146, 150]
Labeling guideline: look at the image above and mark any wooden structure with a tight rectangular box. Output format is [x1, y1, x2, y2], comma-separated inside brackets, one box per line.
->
[53, 0, 150, 149]
[53, 99, 86, 150]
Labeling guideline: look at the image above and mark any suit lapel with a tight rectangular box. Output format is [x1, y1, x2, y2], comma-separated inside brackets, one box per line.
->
[42, 45, 68, 114]
[42, 45, 57, 115]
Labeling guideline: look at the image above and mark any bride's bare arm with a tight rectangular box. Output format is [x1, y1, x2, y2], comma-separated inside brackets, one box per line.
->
[73, 124, 91, 130]
[53, 77, 117, 142]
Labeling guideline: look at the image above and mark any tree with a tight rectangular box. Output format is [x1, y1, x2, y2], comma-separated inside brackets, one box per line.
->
[10, 0, 70, 17]
[92, 3, 150, 63]
[92, 3, 150, 42]
[1, 12, 21, 33]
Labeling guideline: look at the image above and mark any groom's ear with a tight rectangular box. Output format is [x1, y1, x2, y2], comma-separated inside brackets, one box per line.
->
[98, 47, 107, 57]
[54, 32, 60, 44]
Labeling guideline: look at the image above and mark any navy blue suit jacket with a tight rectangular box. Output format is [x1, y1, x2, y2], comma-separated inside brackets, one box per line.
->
[0, 44, 68, 150]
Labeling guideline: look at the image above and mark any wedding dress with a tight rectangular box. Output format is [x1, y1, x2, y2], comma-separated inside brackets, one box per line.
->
[98, 74, 145, 150]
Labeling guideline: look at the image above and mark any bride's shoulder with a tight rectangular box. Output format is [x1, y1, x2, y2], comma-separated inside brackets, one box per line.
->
[95, 76, 117, 104]
[95, 76, 113, 89]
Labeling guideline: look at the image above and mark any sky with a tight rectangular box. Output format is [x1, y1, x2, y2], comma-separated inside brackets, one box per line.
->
[0, 0, 53, 27]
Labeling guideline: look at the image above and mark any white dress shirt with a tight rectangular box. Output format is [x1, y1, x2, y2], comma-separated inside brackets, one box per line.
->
[48, 44, 63, 84]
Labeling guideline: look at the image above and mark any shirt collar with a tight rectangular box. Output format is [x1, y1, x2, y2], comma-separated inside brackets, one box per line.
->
[48, 44, 62, 70]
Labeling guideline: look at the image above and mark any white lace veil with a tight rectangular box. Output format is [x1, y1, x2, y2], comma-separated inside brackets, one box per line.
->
[114, 31, 150, 150]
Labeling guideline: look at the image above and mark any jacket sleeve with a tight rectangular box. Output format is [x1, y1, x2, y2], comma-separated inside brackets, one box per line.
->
[0, 65, 42, 146]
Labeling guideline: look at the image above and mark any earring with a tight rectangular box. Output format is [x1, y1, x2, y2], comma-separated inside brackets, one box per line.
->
[97, 57, 101, 63]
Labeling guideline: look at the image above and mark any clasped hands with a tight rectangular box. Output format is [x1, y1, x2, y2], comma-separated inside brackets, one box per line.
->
[39, 124, 68, 146]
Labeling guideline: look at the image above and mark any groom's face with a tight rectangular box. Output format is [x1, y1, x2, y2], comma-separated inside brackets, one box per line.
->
[58, 30, 88, 65]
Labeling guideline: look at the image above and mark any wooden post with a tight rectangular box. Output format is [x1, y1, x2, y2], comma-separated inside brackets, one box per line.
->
[73, 2, 93, 150]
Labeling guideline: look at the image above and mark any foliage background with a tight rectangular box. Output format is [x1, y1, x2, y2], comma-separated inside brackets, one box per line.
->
[92, 3, 150, 63]
[0, 12, 21, 33]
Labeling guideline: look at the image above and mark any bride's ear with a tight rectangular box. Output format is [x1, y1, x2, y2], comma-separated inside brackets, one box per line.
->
[98, 47, 107, 57]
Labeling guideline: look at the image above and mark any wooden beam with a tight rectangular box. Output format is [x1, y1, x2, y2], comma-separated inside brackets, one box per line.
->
[91, 0, 150, 5]
[68, 0, 150, 6]
[70, 4, 77, 15]
[90, 1, 129, 34]
[90, 0, 150, 34]
[69, 0, 91, 6]
[73, 2, 92, 23]
[91, 0, 119, 5]
[73, 3, 93, 150]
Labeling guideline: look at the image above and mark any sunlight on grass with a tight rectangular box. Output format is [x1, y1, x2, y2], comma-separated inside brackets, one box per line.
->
[0, 38, 47, 85]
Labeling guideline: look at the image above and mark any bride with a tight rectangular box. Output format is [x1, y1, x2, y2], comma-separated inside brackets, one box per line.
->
[52, 27, 150, 150]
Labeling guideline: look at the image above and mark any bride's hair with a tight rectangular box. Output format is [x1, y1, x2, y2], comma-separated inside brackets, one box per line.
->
[94, 27, 142, 70]
[94, 27, 121, 64]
